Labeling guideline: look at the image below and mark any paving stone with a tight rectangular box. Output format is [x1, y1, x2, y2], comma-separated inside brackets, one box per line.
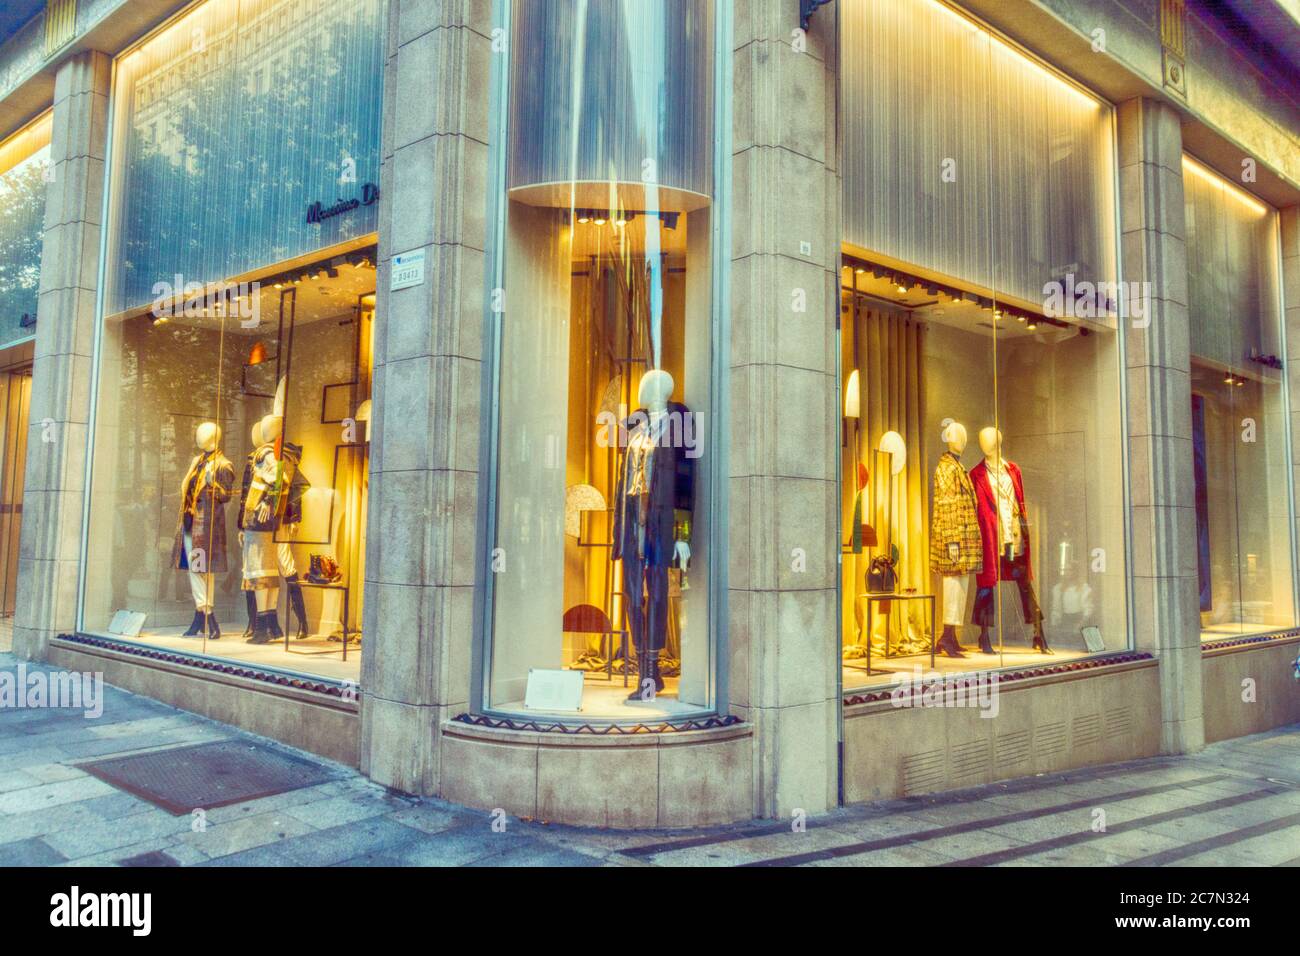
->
[0, 837, 67, 866]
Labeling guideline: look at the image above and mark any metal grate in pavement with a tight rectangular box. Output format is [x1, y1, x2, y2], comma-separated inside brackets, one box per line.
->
[78, 740, 338, 816]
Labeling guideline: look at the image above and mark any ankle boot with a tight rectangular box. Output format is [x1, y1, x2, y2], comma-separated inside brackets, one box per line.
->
[247, 611, 273, 645]
[267, 611, 284, 641]
[1033, 627, 1053, 655]
[287, 581, 309, 639]
[626, 654, 652, 701]
[182, 610, 204, 637]
[978, 627, 995, 654]
[206, 611, 221, 641]
[647, 653, 664, 692]
[936, 625, 966, 659]
[243, 591, 256, 639]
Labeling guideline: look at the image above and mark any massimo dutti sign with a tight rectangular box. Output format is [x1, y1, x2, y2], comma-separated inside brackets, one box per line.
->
[306, 183, 380, 224]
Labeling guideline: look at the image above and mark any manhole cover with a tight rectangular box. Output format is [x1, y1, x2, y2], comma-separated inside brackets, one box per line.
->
[78, 740, 338, 815]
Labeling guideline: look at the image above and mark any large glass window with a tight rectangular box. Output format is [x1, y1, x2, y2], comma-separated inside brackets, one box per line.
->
[1184, 155, 1294, 639]
[839, 0, 1128, 689]
[79, 0, 384, 683]
[479, 0, 725, 720]
[0, 112, 51, 347]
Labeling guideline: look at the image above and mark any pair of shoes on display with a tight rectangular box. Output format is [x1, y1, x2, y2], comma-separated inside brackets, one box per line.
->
[976, 626, 1054, 655]
[182, 611, 221, 640]
[305, 555, 343, 585]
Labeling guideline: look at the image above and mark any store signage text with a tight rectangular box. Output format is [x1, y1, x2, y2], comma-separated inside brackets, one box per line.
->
[306, 183, 379, 225]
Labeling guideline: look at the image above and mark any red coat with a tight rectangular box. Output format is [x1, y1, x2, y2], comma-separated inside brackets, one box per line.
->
[968, 459, 1030, 588]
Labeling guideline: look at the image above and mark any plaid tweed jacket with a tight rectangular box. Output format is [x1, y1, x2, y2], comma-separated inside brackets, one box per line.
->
[929, 451, 983, 576]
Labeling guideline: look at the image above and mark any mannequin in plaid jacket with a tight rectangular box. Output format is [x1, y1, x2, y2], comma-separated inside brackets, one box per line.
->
[930, 421, 982, 657]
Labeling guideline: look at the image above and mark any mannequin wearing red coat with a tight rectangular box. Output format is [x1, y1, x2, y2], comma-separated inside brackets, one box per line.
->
[967, 428, 1050, 655]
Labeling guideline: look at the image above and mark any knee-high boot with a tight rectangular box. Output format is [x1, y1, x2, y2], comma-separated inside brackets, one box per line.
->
[287, 580, 309, 640]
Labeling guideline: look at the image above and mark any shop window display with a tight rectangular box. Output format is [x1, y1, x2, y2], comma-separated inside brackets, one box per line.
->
[78, 0, 382, 682]
[1183, 156, 1294, 639]
[480, 0, 722, 720]
[0, 112, 51, 347]
[837, 0, 1128, 689]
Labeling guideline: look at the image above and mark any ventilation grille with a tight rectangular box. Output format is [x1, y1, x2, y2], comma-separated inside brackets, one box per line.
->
[1072, 713, 1104, 750]
[902, 749, 945, 796]
[995, 730, 1032, 771]
[950, 739, 992, 785]
[1035, 720, 1069, 761]
[1105, 706, 1134, 739]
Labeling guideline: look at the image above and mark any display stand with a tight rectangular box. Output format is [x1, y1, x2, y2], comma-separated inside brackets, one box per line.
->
[284, 581, 354, 661]
[849, 591, 936, 676]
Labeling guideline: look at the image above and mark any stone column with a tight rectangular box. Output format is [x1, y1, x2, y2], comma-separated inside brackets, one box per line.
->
[730, 0, 841, 817]
[1283, 206, 1300, 611]
[13, 52, 110, 663]
[1117, 97, 1203, 754]
[358, 1, 490, 794]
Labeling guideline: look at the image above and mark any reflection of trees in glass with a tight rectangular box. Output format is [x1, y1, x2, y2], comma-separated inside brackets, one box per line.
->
[115, 0, 383, 311]
[0, 157, 48, 344]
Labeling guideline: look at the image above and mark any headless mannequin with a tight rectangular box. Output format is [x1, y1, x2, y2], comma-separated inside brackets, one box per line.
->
[618, 370, 690, 701]
[972, 426, 1050, 655]
[934, 421, 971, 658]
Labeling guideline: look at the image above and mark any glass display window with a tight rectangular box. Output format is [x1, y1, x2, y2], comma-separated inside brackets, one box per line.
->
[478, 0, 725, 721]
[1184, 155, 1294, 639]
[78, 0, 384, 683]
[0, 111, 52, 347]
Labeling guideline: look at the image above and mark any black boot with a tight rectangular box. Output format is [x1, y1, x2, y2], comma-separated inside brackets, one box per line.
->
[267, 611, 284, 641]
[287, 581, 309, 639]
[182, 610, 204, 637]
[626, 654, 652, 701]
[647, 653, 664, 692]
[247, 610, 273, 645]
[935, 625, 966, 659]
[243, 591, 256, 639]
[1033, 627, 1053, 655]
[978, 627, 995, 654]
[206, 611, 221, 641]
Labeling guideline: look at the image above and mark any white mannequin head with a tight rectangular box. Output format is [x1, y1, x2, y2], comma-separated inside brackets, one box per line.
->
[251, 420, 262, 446]
[979, 426, 1003, 461]
[196, 421, 220, 452]
[259, 414, 283, 445]
[941, 420, 967, 455]
[638, 369, 674, 413]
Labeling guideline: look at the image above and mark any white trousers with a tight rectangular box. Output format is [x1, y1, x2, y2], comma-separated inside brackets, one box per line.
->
[942, 575, 970, 627]
[277, 540, 297, 578]
[183, 530, 213, 612]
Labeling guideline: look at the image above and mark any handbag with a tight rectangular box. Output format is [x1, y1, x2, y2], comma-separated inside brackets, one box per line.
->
[867, 554, 897, 594]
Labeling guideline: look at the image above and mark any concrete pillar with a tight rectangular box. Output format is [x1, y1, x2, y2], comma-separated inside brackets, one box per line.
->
[13, 52, 109, 662]
[1117, 97, 1204, 754]
[730, 0, 841, 817]
[1283, 206, 1300, 613]
[359, 1, 490, 794]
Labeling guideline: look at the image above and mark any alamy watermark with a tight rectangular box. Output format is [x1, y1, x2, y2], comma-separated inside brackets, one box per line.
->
[0, 663, 103, 718]
[890, 665, 1000, 718]
[1042, 273, 1151, 328]
[595, 405, 704, 459]
[150, 274, 261, 328]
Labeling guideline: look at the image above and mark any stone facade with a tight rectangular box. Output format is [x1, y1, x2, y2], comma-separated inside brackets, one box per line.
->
[0, 0, 1297, 829]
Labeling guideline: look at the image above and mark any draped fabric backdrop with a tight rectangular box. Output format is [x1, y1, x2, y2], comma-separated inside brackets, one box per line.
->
[846, 306, 930, 655]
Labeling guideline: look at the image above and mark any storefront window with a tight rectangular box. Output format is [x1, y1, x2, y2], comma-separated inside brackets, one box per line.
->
[479, 0, 725, 720]
[839, 0, 1128, 689]
[79, 0, 384, 682]
[0, 112, 51, 346]
[1184, 155, 1294, 639]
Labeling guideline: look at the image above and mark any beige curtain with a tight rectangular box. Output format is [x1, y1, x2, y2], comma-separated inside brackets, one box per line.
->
[849, 306, 929, 655]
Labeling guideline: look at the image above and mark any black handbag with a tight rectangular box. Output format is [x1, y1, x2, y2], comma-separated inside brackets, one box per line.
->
[867, 554, 897, 594]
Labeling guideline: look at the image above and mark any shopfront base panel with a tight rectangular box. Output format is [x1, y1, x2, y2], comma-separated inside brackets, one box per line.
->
[439, 720, 754, 829]
[1202, 635, 1300, 744]
[49, 638, 360, 768]
[842, 660, 1162, 803]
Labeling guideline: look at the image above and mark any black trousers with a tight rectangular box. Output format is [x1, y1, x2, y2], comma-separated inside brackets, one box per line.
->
[972, 555, 1042, 628]
[621, 540, 670, 655]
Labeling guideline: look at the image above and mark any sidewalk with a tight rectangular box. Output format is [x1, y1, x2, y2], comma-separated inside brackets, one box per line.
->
[1, 651, 1299, 867]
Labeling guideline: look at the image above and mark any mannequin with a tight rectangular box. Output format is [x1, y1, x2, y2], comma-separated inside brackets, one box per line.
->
[276, 440, 311, 639]
[929, 421, 982, 658]
[239, 414, 284, 644]
[968, 426, 1050, 655]
[612, 370, 695, 701]
[170, 422, 235, 639]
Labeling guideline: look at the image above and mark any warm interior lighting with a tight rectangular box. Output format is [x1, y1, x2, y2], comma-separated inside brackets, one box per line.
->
[1182, 155, 1270, 216]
